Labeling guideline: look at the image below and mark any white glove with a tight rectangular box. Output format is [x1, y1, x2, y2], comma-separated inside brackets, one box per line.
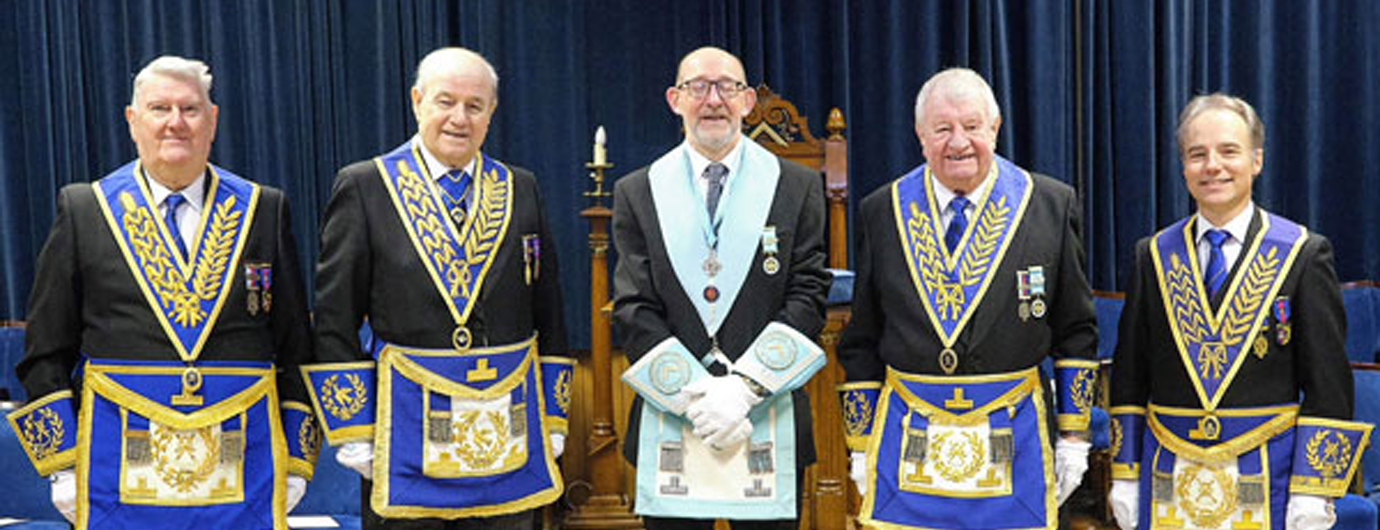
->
[683, 375, 762, 440]
[549, 433, 566, 459]
[849, 452, 868, 496]
[286, 474, 307, 513]
[702, 417, 754, 451]
[1110, 478, 1139, 530]
[336, 441, 375, 480]
[1054, 437, 1091, 506]
[1286, 494, 1336, 530]
[49, 469, 76, 524]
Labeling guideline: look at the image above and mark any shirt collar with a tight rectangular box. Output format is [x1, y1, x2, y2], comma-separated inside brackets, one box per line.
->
[684, 135, 746, 185]
[145, 168, 207, 213]
[414, 135, 479, 181]
[1195, 202, 1255, 244]
[929, 163, 997, 212]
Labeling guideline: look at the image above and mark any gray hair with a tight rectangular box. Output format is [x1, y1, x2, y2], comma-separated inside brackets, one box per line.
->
[1176, 93, 1265, 153]
[914, 68, 1001, 127]
[413, 47, 500, 99]
[131, 56, 213, 107]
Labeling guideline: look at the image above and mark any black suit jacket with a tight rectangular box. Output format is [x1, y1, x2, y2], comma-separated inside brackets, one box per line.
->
[18, 174, 312, 404]
[312, 157, 567, 364]
[839, 171, 1098, 381]
[1110, 208, 1352, 419]
[611, 154, 830, 466]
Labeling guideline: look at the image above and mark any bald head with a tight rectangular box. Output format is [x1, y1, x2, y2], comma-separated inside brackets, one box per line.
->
[413, 47, 500, 100]
[667, 46, 756, 161]
[675, 46, 746, 85]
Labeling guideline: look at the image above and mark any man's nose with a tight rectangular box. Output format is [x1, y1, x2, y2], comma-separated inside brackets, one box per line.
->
[704, 85, 727, 105]
[947, 129, 969, 148]
[167, 109, 189, 128]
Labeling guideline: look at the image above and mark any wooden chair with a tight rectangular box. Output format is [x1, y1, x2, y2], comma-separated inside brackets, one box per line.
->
[742, 85, 853, 530]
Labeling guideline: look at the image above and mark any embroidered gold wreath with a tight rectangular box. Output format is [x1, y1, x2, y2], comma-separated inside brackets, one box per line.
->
[906, 196, 1009, 322]
[1305, 429, 1353, 479]
[451, 410, 511, 469]
[21, 407, 65, 461]
[394, 162, 507, 302]
[1168, 247, 1280, 381]
[1069, 369, 1096, 415]
[1108, 416, 1123, 458]
[119, 193, 240, 328]
[150, 424, 221, 493]
[1175, 462, 1237, 529]
[320, 373, 369, 421]
[932, 431, 986, 483]
[553, 369, 573, 416]
[843, 390, 874, 437]
[298, 417, 322, 464]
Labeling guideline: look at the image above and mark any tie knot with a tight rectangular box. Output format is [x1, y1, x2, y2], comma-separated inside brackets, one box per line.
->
[704, 163, 728, 184]
[444, 169, 467, 183]
[165, 193, 186, 210]
[949, 196, 970, 214]
[1205, 229, 1230, 248]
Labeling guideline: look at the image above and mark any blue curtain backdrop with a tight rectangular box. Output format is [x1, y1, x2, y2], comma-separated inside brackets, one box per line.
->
[3, 1, 1378, 349]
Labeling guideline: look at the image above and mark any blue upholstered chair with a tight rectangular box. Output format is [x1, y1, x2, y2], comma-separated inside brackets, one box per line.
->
[1353, 364, 1380, 518]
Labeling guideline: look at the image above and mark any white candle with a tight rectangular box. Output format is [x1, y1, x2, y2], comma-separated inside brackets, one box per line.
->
[593, 126, 607, 166]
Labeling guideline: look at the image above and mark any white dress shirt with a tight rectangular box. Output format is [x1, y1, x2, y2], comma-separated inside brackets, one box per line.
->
[1194, 202, 1255, 274]
[415, 135, 480, 211]
[929, 164, 997, 229]
[684, 137, 746, 201]
[145, 170, 207, 257]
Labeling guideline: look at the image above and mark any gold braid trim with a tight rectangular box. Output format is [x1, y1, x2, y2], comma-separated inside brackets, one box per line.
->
[1146, 407, 1296, 463]
[887, 370, 1037, 427]
[117, 192, 239, 328]
[1220, 247, 1280, 346]
[956, 195, 1009, 287]
[1166, 253, 1207, 344]
[192, 198, 241, 300]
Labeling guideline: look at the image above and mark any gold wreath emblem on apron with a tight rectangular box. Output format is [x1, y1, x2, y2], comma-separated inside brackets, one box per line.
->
[150, 424, 221, 493]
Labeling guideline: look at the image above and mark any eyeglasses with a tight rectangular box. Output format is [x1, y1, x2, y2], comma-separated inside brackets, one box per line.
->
[676, 78, 748, 99]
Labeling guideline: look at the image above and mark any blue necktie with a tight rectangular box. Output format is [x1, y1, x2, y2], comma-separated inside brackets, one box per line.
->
[437, 169, 471, 225]
[704, 163, 728, 218]
[164, 193, 189, 260]
[945, 196, 970, 253]
[1203, 229, 1231, 298]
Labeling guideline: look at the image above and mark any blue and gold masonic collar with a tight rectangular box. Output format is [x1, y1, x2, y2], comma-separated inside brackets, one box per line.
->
[93, 161, 259, 361]
[891, 155, 1033, 351]
[1150, 210, 1306, 410]
[374, 140, 514, 349]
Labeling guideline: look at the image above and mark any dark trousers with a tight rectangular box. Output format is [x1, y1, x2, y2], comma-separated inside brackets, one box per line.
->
[641, 473, 803, 530]
[360, 478, 536, 530]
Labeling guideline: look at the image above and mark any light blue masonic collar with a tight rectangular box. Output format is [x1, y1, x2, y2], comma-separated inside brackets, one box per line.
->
[647, 136, 780, 336]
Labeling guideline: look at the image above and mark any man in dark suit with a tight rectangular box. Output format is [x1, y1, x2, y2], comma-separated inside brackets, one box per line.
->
[837, 68, 1098, 530]
[1108, 94, 1368, 530]
[9, 55, 315, 530]
[612, 46, 829, 529]
[306, 47, 570, 530]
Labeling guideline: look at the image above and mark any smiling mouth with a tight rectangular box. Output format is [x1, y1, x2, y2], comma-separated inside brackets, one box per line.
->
[946, 153, 976, 162]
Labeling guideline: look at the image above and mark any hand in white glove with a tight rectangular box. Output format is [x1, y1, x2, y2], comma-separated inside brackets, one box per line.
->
[1286, 494, 1336, 530]
[849, 452, 868, 496]
[336, 441, 375, 480]
[683, 375, 762, 440]
[286, 474, 307, 513]
[1109, 478, 1139, 530]
[702, 417, 754, 451]
[49, 469, 76, 524]
[549, 433, 566, 459]
[1054, 436, 1091, 506]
